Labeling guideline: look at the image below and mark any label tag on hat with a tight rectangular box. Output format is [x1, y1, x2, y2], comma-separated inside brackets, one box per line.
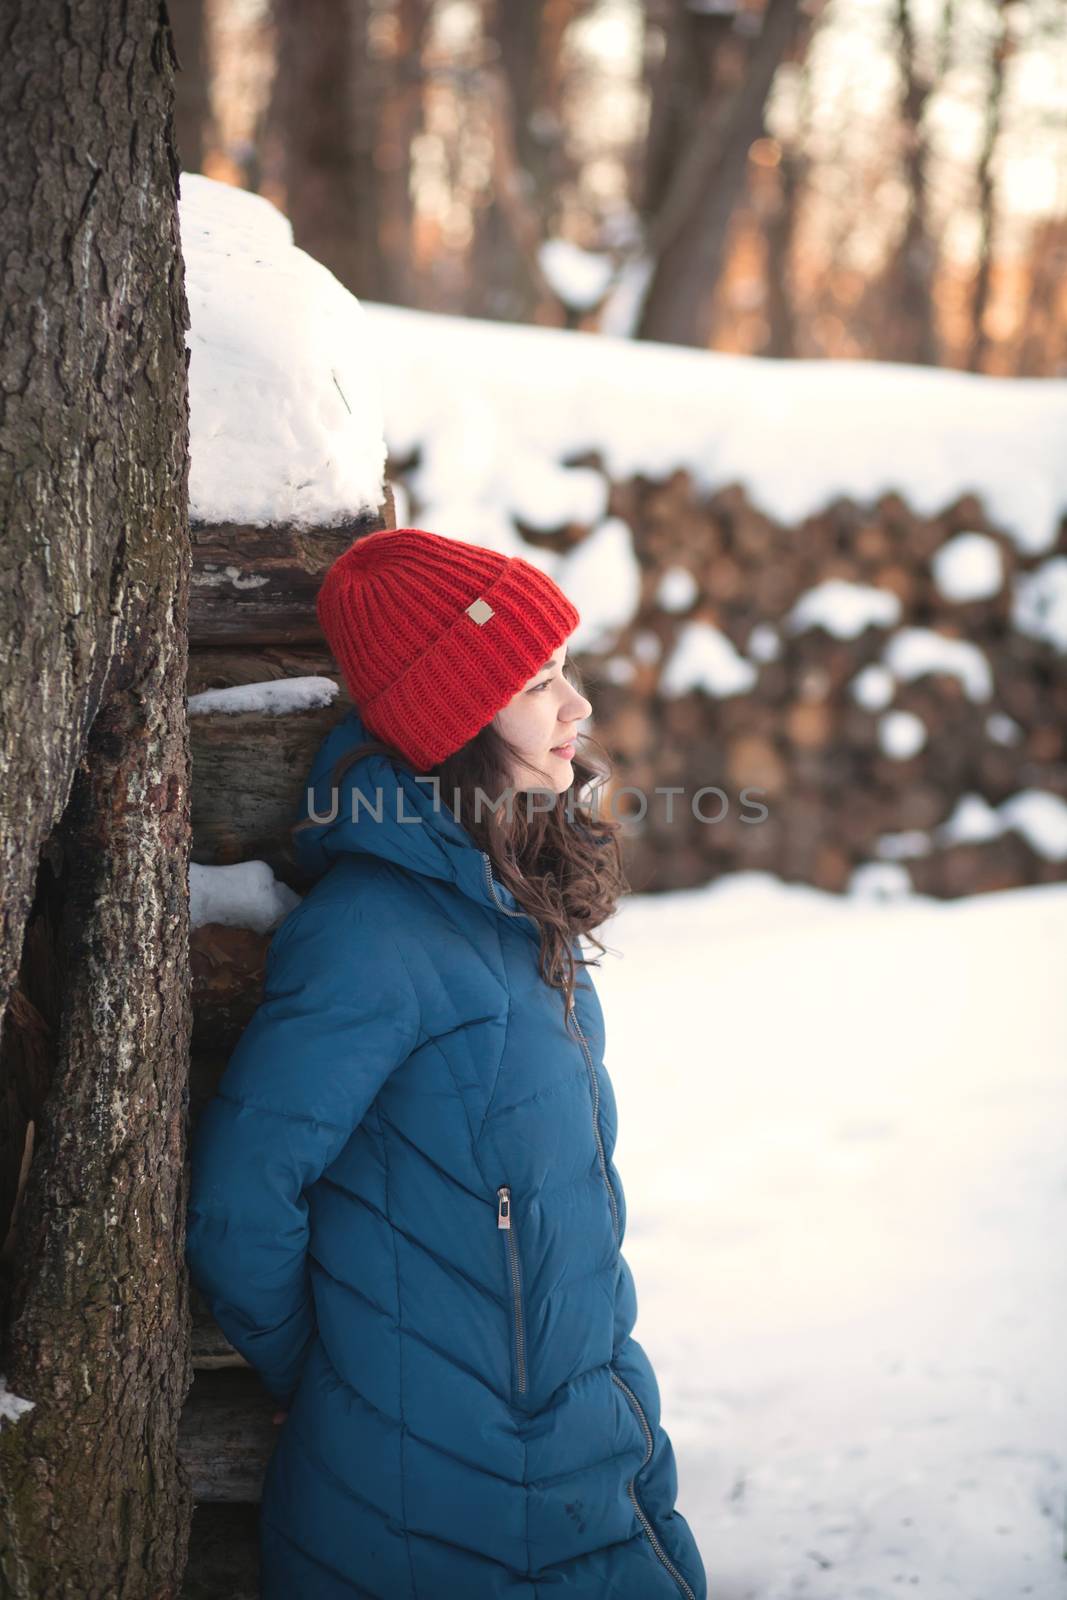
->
[465, 598, 495, 624]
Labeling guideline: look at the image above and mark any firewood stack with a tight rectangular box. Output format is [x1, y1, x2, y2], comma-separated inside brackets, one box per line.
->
[179, 493, 393, 1594]
[409, 454, 1067, 899]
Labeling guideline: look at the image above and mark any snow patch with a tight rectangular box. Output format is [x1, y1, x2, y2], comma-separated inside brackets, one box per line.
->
[661, 621, 759, 697]
[179, 173, 387, 528]
[0, 1376, 35, 1425]
[189, 861, 301, 934]
[366, 299, 1067, 555]
[188, 677, 340, 717]
[931, 531, 1004, 601]
[882, 627, 994, 702]
[787, 578, 902, 639]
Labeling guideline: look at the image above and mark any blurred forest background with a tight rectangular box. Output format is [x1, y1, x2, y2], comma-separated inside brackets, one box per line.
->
[170, 0, 1067, 374]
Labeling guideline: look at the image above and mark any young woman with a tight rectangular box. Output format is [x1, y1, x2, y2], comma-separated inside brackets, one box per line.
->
[186, 526, 708, 1599]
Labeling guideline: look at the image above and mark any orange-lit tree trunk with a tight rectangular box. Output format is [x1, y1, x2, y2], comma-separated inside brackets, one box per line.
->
[636, 0, 802, 349]
[879, 0, 940, 366]
[271, 0, 429, 306]
[966, 0, 1010, 372]
[474, 0, 587, 323]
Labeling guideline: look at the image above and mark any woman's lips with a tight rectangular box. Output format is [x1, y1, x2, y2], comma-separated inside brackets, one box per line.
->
[550, 740, 576, 758]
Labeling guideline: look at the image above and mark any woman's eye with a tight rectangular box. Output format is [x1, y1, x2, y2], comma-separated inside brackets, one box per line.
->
[529, 679, 551, 693]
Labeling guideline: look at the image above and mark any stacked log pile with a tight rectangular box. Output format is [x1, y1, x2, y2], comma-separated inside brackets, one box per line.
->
[407, 453, 1067, 899]
[180, 499, 389, 1594]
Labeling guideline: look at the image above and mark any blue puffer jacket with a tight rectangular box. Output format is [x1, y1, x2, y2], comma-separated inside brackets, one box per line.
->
[186, 706, 707, 1599]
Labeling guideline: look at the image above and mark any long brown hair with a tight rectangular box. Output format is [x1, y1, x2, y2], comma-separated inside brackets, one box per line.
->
[292, 656, 629, 1023]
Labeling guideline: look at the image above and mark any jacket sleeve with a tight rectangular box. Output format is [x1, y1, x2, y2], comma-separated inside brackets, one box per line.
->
[185, 893, 422, 1405]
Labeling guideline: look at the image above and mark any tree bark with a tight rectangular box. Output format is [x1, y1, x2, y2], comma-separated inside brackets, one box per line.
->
[966, 0, 1010, 373]
[474, 0, 588, 323]
[0, 2, 193, 1593]
[881, 0, 940, 366]
[169, 0, 213, 174]
[271, 0, 429, 305]
[271, 0, 366, 294]
[636, 0, 802, 348]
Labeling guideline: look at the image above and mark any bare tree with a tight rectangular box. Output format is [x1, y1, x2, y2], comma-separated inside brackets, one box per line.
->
[170, 0, 215, 173]
[760, 102, 808, 358]
[1016, 214, 1067, 376]
[271, 0, 430, 305]
[0, 2, 193, 1592]
[635, 0, 804, 348]
[370, 0, 432, 304]
[877, 0, 942, 365]
[473, 0, 588, 321]
[271, 0, 365, 293]
[967, 0, 1011, 371]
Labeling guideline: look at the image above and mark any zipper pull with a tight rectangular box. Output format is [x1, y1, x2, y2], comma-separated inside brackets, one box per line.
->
[497, 1186, 511, 1228]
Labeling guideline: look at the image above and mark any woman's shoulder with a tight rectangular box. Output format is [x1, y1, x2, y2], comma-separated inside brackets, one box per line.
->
[261, 861, 428, 1039]
[271, 856, 423, 953]
[269, 857, 476, 1005]
[267, 856, 509, 1042]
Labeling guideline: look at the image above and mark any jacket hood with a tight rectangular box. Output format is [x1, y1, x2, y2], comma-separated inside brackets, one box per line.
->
[291, 705, 537, 934]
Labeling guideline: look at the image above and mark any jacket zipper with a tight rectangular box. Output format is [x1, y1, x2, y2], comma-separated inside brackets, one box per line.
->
[481, 853, 533, 924]
[497, 1185, 528, 1394]
[484, 851, 620, 1246]
[569, 997, 621, 1246]
[486, 856, 690, 1596]
[610, 1369, 698, 1600]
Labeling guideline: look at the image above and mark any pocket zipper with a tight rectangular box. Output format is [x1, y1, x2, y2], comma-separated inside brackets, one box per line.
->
[610, 1368, 698, 1600]
[497, 1185, 528, 1394]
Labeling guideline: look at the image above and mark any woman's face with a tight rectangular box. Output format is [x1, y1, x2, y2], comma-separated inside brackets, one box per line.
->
[492, 641, 593, 794]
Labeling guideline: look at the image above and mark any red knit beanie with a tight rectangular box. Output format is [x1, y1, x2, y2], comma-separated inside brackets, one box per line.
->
[315, 526, 581, 772]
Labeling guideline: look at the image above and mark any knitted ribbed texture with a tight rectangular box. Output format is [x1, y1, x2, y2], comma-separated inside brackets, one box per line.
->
[315, 526, 581, 771]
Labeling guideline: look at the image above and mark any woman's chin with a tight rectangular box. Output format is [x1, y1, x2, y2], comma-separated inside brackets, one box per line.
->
[511, 767, 570, 798]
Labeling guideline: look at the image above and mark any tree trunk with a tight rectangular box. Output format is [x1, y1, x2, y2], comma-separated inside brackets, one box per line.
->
[272, 0, 429, 306]
[169, 0, 213, 174]
[880, 0, 940, 367]
[0, 2, 193, 1594]
[1015, 215, 1067, 377]
[271, 0, 366, 295]
[376, 0, 432, 303]
[966, 0, 1010, 373]
[761, 140, 802, 358]
[473, 0, 588, 323]
[638, 0, 727, 230]
[636, 0, 802, 348]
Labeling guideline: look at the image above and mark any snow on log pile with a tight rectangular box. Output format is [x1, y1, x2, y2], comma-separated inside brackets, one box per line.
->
[181, 172, 389, 638]
[178, 170, 393, 1068]
[367, 300, 1067, 899]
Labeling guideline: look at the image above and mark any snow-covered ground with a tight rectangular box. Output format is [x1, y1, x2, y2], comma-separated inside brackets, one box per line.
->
[5, 872, 1063, 1599]
[595, 872, 1067, 1599]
